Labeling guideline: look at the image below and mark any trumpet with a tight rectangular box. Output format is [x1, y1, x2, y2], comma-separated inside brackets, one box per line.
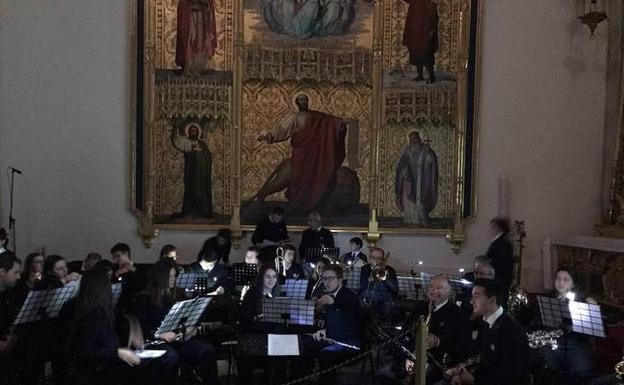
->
[275, 247, 286, 278]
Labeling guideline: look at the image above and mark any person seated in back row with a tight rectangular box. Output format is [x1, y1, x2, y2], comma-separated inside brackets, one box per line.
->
[341, 237, 367, 268]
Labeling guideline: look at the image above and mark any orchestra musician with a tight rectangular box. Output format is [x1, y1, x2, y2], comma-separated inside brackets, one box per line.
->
[110, 243, 142, 314]
[300, 264, 363, 385]
[237, 264, 284, 385]
[280, 244, 305, 280]
[14, 252, 43, 297]
[537, 268, 596, 385]
[299, 212, 335, 266]
[130, 260, 218, 384]
[307, 256, 331, 299]
[252, 206, 291, 265]
[447, 279, 530, 385]
[69, 264, 178, 385]
[341, 237, 367, 268]
[405, 274, 472, 384]
[185, 241, 228, 296]
[359, 247, 399, 318]
[0, 251, 21, 385]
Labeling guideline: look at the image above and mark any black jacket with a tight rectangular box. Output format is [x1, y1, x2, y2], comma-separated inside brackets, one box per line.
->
[70, 307, 120, 372]
[486, 235, 514, 288]
[473, 312, 530, 385]
[251, 217, 289, 245]
[299, 228, 334, 262]
[324, 286, 363, 347]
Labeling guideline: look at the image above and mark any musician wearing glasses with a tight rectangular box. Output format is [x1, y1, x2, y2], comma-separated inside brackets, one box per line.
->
[404, 275, 472, 384]
[302, 264, 363, 385]
[447, 279, 530, 385]
[359, 247, 399, 318]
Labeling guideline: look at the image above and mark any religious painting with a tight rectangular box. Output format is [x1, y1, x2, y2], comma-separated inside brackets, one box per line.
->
[376, 0, 479, 231]
[238, 0, 376, 228]
[131, 0, 481, 249]
[133, 0, 235, 228]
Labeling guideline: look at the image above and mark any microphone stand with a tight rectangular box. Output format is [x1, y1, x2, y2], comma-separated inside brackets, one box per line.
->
[8, 168, 20, 254]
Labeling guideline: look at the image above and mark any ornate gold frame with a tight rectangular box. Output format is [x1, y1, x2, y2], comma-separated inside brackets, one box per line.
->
[130, 0, 482, 251]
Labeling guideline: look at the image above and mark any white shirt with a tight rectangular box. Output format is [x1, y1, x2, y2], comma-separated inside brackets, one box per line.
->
[491, 232, 504, 243]
[485, 306, 504, 329]
[434, 299, 449, 312]
[0, 246, 5, 254]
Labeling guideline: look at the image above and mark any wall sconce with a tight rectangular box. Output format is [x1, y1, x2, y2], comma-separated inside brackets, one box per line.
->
[578, 0, 607, 38]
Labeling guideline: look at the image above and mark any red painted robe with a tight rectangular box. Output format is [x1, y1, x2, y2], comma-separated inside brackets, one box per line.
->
[269, 110, 346, 211]
[402, 0, 438, 57]
[176, 0, 217, 73]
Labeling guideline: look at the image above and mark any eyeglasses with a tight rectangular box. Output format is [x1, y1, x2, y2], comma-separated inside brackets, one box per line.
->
[321, 276, 338, 281]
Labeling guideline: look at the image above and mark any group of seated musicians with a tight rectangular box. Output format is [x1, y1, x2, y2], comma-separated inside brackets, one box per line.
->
[0, 215, 617, 385]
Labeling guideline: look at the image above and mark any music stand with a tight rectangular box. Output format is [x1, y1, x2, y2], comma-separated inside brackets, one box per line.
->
[537, 296, 605, 338]
[261, 297, 315, 326]
[194, 274, 219, 295]
[397, 275, 419, 300]
[304, 247, 340, 262]
[155, 297, 212, 336]
[282, 279, 309, 299]
[13, 286, 76, 325]
[230, 263, 258, 286]
[112, 283, 123, 307]
[176, 273, 199, 290]
[344, 266, 361, 291]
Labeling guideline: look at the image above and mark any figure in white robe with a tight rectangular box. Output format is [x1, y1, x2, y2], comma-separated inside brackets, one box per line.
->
[395, 131, 438, 225]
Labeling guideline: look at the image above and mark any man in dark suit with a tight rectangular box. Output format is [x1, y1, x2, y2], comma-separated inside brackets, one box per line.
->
[359, 247, 399, 319]
[299, 211, 335, 264]
[449, 279, 530, 385]
[302, 264, 362, 385]
[340, 237, 367, 268]
[420, 275, 472, 383]
[486, 217, 514, 295]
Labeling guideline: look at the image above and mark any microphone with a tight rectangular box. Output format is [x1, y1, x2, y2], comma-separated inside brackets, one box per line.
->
[9, 167, 22, 175]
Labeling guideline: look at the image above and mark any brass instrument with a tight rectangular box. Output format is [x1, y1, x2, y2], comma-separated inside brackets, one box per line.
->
[274, 246, 286, 278]
[507, 285, 529, 318]
[443, 356, 481, 379]
[425, 301, 433, 327]
[527, 329, 563, 350]
[615, 356, 624, 384]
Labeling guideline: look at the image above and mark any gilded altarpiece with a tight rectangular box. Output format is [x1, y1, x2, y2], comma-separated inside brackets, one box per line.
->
[133, 0, 480, 248]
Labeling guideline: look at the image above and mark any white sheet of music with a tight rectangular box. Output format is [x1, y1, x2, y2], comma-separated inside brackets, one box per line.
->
[268, 334, 299, 356]
[135, 350, 167, 359]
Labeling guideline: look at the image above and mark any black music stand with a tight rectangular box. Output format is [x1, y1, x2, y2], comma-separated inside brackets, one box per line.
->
[195, 274, 219, 295]
[231, 263, 258, 286]
[261, 297, 315, 327]
[304, 247, 340, 263]
[112, 283, 123, 308]
[344, 266, 361, 291]
[537, 296, 605, 338]
[155, 297, 212, 337]
[282, 279, 309, 299]
[13, 286, 76, 325]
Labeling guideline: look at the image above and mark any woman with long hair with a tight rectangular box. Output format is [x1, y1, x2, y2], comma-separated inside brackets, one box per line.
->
[539, 268, 596, 385]
[70, 264, 177, 385]
[237, 264, 284, 385]
[15, 252, 44, 296]
[130, 260, 218, 384]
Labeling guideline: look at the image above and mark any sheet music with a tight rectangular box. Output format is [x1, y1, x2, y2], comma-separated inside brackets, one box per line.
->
[268, 334, 299, 356]
[135, 350, 167, 359]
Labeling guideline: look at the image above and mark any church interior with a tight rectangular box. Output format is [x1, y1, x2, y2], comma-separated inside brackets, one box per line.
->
[0, 0, 624, 384]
